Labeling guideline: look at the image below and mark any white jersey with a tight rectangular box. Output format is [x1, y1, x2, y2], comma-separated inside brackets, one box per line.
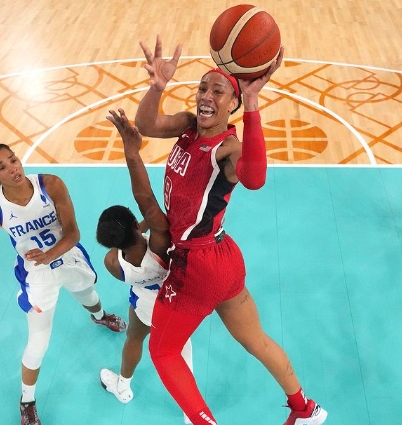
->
[0, 174, 96, 313]
[118, 234, 168, 326]
[0, 174, 63, 272]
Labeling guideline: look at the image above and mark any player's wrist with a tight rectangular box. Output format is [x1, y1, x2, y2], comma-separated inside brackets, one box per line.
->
[243, 110, 261, 121]
[243, 95, 260, 111]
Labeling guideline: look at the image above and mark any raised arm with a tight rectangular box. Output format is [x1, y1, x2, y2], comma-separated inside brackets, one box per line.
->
[107, 108, 170, 256]
[24, 175, 80, 266]
[136, 35, 194, 138]
[217, 47, 285, 190]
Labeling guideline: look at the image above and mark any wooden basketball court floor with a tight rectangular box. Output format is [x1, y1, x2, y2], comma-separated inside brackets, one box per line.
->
[1, 1, 402, 424]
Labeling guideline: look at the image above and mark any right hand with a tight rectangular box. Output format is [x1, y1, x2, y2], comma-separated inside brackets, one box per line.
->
[139, 35, 182, 91]
[106, 109, 142, 157]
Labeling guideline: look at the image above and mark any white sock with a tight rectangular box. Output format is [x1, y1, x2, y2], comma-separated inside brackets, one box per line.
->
[117, 374, 132, 393]
[21, 383, 36, 403]
[92, 309, 104, 320]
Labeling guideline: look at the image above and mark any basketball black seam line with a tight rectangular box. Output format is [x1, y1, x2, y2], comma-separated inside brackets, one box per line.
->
[217, 50, 232, 74]
[213, 6, 255, 51]
[221, 20, 278, 68]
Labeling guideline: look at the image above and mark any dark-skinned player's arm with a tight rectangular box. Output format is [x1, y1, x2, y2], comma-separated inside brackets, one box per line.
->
[106, 108, 170, 264]
[24, 175, 80, 266]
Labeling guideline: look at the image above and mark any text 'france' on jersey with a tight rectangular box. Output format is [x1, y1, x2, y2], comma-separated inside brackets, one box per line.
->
[0, 174, 63, 271]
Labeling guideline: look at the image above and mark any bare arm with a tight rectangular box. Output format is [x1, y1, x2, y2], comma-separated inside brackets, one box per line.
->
[107, 109, 170, 259]
[136, 35, 194, 138]
[24, 175, 80, 266]
[104, 249, 124, 281]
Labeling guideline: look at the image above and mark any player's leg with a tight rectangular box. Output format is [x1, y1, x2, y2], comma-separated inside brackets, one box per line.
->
[69, 286, 127, 332]
[20, 306, 56, 425]
[121, 305, 150, 377]
[181, 338, 193, 424]
[101, 305, 150, 403]
[216, 287, 327, 424]
[63, 245, 126, 332]
[150, 300, 217, 425]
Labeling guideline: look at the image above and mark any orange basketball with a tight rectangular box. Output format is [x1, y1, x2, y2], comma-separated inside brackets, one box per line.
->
[210, 5, 281, 80]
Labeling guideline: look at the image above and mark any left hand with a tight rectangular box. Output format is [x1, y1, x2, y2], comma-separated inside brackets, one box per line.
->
[106, 109, 143, 158]
[24, 249, 51, 266]
[238, 46, 284, 96]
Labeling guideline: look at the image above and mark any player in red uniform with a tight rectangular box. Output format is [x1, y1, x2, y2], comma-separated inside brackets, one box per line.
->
[135, 36, 327, 425]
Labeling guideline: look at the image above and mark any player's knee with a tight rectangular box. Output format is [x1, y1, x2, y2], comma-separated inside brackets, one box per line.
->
[126, 328, 146, 345]
[237, 334, 267, 356]
[72, 287, 100, 307]
[22, 338, 50, 370]
[149, 334, 171, 365]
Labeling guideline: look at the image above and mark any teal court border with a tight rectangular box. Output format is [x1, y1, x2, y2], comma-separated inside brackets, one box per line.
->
[0, 166, 401, 425]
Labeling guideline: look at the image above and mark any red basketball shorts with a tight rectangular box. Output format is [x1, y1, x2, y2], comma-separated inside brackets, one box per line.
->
[157, 234, 246, 316]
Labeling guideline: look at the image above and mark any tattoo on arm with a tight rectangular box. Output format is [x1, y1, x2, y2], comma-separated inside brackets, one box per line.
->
[56, 208, 62, 225]
[240, 293, 250, 304]
[286, 361, 295, 377]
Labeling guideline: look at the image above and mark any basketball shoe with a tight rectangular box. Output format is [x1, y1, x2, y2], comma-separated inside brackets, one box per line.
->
[100, 369, 133, 403]
[20, 398, 41, 425]
[284, 399, 327, 425]
[91, 312, 127, 332]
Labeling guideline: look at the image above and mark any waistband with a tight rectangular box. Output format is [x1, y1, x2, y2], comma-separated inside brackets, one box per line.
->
[173, 228, 225, 250]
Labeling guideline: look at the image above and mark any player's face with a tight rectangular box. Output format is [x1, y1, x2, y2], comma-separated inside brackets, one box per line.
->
[0, 148, 25, 187]
[196, 73, 238, 130]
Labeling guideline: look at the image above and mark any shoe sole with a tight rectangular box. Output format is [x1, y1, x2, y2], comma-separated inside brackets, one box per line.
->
[294, 407, 328, 425]
[100, 376, 133, 404]
[92, 321, 125, 332]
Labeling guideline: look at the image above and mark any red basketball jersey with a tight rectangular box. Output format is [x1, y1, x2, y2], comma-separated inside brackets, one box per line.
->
[164, 125, 238, 245]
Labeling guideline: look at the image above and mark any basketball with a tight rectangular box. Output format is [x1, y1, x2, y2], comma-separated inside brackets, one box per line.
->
[210, 5, 281, 80]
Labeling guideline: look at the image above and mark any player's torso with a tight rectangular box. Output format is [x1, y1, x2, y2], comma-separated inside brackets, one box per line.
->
[0, 174, 63, 271]
[118, 234, 168, 290]
[164, 126, 237, 242]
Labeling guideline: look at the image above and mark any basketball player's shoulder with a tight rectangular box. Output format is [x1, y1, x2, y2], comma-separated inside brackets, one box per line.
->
[41, 174, 68, 197]
[221, 134, 241, 150]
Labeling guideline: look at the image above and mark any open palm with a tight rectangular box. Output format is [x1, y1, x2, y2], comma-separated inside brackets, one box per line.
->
[140, 35, 182, 91]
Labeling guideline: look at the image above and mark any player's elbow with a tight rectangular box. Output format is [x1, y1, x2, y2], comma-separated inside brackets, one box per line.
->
[135, 120, 149, 136]
[71, 228, 80, 245]
[241, 175, 266, 190]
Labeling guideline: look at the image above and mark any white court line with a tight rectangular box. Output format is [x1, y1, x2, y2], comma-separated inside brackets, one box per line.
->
[1, 56, 401, 80]
[21, 82, 376, 166]
[265, 87, 376, 165]
[21, 81, 197, 164]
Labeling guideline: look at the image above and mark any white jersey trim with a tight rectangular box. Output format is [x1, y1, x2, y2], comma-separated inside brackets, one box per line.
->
[180, 141, 223, 241]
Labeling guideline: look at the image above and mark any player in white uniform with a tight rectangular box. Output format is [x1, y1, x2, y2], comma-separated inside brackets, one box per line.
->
[0, 144, 127, 425]
[96, 109, 192, 424]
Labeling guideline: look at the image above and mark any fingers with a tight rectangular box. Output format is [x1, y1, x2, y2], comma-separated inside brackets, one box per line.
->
[154, 34, 163, 59]
[171, 43, 183, 63]
[275, 45, 285, 68]
[24, 249, 46, 264]
[266, 46, 285, 77]
[143, 64, 154, 75]
[106, 109, 120, 127]
[139, 41, 154, 64]
[117, 108, 128, 122]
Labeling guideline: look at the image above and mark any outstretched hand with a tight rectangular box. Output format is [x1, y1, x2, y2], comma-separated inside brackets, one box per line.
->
[139, 35, 182, 91]
[106, 109, 142, 158]
[238, 46, 285, 96]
